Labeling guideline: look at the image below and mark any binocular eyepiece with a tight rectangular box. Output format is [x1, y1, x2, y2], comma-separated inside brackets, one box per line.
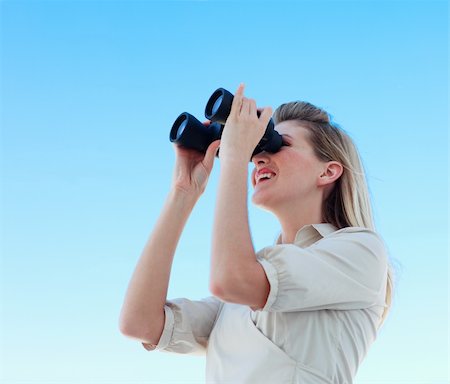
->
[170, 88, 282, 158]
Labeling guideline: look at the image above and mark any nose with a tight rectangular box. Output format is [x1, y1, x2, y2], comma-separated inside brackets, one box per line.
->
[251, 151, 270, 166]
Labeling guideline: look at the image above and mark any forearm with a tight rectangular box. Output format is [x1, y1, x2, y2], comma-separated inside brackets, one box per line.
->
[210, 159, 258, 296]
[119, 189, 198, 342]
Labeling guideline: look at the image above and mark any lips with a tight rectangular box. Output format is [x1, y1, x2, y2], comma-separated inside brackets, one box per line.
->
[254, 167, 277, 185]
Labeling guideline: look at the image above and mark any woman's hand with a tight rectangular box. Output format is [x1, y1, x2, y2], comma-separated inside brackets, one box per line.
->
[172, 125, 220, 197]
[219, 84, 273, 163]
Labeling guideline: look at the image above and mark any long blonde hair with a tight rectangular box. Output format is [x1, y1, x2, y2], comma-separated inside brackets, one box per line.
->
[273, 101, 393, 325]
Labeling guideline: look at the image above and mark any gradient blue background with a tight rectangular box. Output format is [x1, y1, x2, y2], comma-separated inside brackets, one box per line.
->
[1, 1, 448, 383]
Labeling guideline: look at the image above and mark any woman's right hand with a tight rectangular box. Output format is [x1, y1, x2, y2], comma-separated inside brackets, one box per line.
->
[172, 122, 220, 197]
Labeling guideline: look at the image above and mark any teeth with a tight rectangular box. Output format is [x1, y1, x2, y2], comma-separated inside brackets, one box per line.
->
[257, 173, 274, 183]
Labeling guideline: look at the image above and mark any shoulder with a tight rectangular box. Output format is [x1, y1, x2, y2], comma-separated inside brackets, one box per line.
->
[258, 225, 388, 264]
[319, 226, 388, 265]
[327, 226, 386, 248]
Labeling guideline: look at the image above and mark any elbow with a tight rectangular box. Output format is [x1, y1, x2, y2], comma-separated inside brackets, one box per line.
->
[209, 279, 227, 301]
[209, 277, 265, 311]
[209, 262, 270, 311]
[209, 257, 245, 302]
[209, 274, 230, 302]
[119, 321, 135, 339]
[118, 310, 163, 344]
[118, 312, 140, 339]
[119, 320, 160, 346]
[209, 272, 242, 303]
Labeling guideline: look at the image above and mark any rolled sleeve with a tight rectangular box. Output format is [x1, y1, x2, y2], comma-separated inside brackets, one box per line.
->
[142, 296, 223, 355]
[257, 228, 388, 312]
[257, 257, 279, 312]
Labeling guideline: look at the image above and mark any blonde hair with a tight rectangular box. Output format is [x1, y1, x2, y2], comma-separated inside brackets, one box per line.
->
[273, 101, 393, 325]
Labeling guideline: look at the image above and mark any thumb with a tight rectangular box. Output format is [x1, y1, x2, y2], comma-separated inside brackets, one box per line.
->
[202, 140, 221, 173]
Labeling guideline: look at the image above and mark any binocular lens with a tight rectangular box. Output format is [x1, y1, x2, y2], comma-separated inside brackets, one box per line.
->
[205, 88, 233, 123]
[176, 116, 188, 139]
[211, 95, 223, 116]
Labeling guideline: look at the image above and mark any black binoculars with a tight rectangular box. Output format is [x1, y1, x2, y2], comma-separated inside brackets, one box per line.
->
[169, 87, 283, 158]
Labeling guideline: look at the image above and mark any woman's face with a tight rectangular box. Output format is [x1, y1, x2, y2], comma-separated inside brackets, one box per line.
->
[251, 120, 327, 210]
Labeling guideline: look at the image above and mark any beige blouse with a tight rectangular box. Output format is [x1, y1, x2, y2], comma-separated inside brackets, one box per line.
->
[143, 224, 388, 384]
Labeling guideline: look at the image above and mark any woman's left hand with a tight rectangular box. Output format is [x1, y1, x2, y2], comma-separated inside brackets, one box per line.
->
[218, 84, 273, 162]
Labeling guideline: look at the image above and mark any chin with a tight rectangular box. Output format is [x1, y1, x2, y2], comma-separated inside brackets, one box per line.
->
[251, 191, 274, 211]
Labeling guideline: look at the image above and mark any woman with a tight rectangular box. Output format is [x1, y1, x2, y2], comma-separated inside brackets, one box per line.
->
[119, 84, 392, 383]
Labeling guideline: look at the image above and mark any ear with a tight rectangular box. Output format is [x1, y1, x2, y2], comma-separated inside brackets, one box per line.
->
[317, 161, 343, 187]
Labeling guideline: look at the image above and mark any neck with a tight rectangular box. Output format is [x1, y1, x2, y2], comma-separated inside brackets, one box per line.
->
[273, 197, 324, 244]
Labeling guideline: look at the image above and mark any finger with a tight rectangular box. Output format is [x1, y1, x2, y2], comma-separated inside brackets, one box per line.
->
[202, 120, 212, 127]
[235, 83, 245, 97]
[241, 97, 250, 115]
[230, 83, 245, 117]
[259, 106, 273, 127]
[202, 140, 221, 172]
[249, 99, 257, 116]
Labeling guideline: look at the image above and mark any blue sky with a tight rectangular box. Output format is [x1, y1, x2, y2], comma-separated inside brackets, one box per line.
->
[1, 1, 448, 383]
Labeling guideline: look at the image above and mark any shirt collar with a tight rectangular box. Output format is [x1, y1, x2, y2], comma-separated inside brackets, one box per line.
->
[309, 223, 338, 237]
[275, 223, 338, 247]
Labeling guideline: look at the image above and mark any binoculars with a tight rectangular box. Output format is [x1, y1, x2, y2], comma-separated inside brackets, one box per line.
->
[169, 87, 283, 158]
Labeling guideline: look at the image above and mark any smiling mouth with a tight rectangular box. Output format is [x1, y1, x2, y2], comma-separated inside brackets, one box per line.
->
[255, 172, 276, 185]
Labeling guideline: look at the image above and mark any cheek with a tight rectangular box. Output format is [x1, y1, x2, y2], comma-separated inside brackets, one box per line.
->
[280, 153, 319, 186]
[281, 152, 312, 174]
